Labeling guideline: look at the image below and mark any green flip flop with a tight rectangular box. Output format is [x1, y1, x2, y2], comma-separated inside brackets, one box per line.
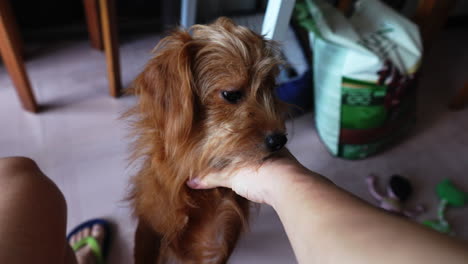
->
[71, 236, 105, 264]
[67, 219, 111, 264]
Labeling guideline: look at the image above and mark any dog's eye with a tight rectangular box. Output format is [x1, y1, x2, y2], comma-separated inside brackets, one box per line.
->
[221, 90, 243, 104]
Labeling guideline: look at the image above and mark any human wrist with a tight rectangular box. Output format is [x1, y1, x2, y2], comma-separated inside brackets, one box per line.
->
[259, 161, 318, 208]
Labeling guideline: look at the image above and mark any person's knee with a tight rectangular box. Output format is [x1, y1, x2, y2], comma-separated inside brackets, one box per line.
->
[0, 157, 48, 188]
[0, 157, 66, 210]
[0, 158, 68, 263]
[0, 157, 41, 179]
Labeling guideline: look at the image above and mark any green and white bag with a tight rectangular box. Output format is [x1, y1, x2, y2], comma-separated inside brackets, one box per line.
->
[295, 0, 422, 159]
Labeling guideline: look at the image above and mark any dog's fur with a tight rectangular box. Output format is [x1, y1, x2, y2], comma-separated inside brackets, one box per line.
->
[126, 17, 287, 263]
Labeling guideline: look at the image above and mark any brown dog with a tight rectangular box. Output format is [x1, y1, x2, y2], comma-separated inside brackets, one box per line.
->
[126, 17, 288, 263]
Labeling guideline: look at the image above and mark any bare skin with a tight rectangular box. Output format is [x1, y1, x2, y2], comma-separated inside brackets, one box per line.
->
[2, 154, 467, 264]
[69, 224, 106, 264]
[188, 150, 468, 264]
[0, 157, 106, 264]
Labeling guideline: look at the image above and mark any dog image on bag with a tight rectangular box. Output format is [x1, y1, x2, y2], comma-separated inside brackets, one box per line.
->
[125, 17, 288, 263]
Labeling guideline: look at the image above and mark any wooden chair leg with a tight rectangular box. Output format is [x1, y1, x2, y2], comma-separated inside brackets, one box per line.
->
[449, 82, 468, 111]
[413, 0, 437, 27]
[83, 0, 104, 50]
[98, 0, 121, 97]
[0, 0, 38, 112]
[414, 0, 456, 46]
[337, 0, 353, 15]
[2, 1, 24, 58]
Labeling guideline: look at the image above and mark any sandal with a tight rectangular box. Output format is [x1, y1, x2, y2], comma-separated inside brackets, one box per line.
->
[67, 218, 111, 264]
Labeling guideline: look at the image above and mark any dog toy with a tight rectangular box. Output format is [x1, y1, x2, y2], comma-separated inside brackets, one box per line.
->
[423, 179, 468, 234]
[366, 174, 425, 218]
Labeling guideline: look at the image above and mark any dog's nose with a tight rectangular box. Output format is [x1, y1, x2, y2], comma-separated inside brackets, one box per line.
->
[265, 133, 287, 152]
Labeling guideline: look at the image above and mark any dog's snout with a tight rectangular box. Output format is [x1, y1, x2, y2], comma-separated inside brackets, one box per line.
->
[265, 133, 287, 152]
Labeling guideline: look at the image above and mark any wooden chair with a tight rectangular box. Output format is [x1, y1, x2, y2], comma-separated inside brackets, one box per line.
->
[0, 0, 121, 113]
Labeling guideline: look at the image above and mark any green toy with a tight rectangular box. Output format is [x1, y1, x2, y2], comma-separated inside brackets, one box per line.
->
[423, 179, 468, 234]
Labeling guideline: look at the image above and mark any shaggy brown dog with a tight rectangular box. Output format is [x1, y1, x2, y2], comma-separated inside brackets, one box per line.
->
[127, 17, 288, 264]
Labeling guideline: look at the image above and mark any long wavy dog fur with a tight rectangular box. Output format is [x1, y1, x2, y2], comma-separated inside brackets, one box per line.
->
[126, 17, 287, 263]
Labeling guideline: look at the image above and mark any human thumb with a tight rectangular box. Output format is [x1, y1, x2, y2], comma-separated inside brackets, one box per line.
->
[186, 173, 231, 190]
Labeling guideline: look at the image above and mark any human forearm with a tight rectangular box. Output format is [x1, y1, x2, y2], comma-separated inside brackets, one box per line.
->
[187, 153, 468, 264]
[270, 169, 468, 264]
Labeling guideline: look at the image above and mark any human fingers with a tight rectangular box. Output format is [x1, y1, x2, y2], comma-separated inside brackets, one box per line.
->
[186, 171, 232, 189]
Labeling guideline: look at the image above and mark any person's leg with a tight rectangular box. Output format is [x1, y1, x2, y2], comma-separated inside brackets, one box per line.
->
[0, 157, 77, 264]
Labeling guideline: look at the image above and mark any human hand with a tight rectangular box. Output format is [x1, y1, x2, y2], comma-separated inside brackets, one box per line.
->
[186, 149, 308, 205]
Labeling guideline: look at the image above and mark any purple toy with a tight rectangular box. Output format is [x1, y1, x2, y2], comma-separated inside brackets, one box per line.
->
[366, 174, 425, 218]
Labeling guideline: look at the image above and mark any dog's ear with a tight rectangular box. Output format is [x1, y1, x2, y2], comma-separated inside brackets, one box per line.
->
[132, 30, 195, 158]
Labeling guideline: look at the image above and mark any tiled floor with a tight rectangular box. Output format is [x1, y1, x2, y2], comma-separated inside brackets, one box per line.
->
[1, 24, 467, 263]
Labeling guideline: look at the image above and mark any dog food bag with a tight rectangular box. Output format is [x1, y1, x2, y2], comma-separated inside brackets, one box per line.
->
[295, 0, 422, 159]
